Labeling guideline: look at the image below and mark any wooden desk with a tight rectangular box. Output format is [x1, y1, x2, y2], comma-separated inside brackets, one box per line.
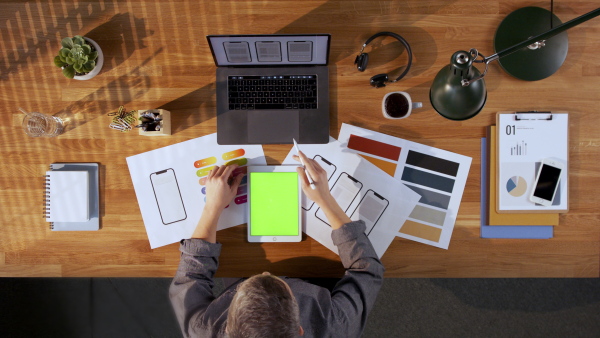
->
[1, 0, 598, 277]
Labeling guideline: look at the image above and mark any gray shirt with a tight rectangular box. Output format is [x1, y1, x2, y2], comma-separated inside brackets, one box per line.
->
[169, 220, 384, 338]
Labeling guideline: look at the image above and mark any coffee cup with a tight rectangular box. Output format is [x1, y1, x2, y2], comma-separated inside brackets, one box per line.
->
[382, 92, 423, 119]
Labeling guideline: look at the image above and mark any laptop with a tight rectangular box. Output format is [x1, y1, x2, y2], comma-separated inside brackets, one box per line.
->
[207, 34, 331, 145]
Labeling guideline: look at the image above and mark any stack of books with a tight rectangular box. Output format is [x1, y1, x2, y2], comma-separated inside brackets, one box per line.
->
[480, 112, 569, 239]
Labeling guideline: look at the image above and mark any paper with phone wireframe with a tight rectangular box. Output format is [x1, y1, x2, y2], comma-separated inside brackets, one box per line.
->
[126, 133, 266, 249]
[282, 137, 420, 258]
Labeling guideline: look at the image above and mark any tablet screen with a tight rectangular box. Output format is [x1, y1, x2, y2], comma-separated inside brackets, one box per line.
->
[250, 172, 299, 236]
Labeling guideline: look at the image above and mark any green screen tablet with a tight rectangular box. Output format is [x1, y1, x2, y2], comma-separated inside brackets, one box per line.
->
[248, 166, 302, 242]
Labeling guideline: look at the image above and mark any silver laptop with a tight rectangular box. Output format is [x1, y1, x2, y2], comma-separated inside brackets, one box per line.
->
[207, 34, 331, 144]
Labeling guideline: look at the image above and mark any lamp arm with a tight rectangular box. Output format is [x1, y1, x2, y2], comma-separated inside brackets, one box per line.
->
[461, 7, 600, 86]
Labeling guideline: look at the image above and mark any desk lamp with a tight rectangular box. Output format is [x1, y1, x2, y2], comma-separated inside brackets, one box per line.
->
[430, 6, 600, 120]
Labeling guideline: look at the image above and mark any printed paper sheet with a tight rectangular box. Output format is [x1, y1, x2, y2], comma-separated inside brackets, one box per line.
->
[337, 124, 472, 249]
[282, 137, 420, 258]
[126, 133, 266, 248]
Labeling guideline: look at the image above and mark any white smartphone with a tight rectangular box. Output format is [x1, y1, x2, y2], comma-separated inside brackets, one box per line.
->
[350, 189, 389, 236]
[315, 172, 362, 226]
[529, 159, 564, 206]
[302, 155, 337, 211]
[150, 169, 187, 225]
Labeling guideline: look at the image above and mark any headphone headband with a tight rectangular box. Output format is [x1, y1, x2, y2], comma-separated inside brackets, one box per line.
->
[355, 31, 413, 87]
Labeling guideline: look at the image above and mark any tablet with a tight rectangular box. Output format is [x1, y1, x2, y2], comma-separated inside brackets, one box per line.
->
[248, 165, 302, 242]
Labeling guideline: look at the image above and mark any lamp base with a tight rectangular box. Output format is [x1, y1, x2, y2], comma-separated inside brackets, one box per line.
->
[494, 6, 568, 81]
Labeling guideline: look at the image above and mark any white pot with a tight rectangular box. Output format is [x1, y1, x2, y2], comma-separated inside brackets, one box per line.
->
[74, 37, 104, 80]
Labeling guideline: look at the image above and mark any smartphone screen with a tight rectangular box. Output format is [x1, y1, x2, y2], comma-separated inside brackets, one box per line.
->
[350, 190, 389, 236]
[302, 155, 337, 211]
[532, 164, 562, 202]
[150, 169, 187, 225]
[315, 172, 362, 226]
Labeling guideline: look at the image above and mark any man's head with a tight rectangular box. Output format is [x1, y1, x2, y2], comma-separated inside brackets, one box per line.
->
[226, 272, 303, 338]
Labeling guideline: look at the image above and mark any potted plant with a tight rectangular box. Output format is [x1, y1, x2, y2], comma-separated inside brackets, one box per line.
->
[53, 35, 104, 80]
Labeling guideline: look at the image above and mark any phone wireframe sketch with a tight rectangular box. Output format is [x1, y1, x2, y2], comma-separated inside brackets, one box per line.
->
[349, 189, 389, 236]
[315, 172, 362, 226]
[529, 159, 563, 206]
[150, 168, 187, 225]
[302, 155, 337, 211]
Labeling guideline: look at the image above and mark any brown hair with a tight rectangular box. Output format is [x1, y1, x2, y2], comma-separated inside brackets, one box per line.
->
[226, 274, 300, 338]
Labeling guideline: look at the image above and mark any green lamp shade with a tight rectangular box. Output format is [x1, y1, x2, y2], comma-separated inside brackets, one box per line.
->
[430, 52, 487, 120]
[494, 7, 568, 81]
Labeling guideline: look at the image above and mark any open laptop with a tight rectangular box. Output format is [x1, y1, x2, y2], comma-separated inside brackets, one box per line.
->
[207, 34, 331, 144]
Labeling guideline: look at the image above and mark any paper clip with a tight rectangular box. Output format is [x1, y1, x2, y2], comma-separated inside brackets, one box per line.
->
[108, 105, 137, 132]
[109, 119, 133, 132]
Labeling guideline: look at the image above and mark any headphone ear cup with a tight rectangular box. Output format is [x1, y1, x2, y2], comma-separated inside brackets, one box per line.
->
[370, 73, 389, 88]
[355, 53, 369, 72]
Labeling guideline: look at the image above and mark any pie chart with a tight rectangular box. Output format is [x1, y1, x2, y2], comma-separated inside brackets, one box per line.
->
[506, 176, 527, 197]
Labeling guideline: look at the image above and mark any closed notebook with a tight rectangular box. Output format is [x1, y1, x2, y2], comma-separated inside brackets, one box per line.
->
[44, 171, 89, 222]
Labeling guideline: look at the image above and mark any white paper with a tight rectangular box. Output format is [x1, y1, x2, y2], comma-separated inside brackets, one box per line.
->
[282, 137, 420, 258]
[337, 124, 472, 249]
[126, 133, 266, 248]
[497, 113, 568, 211]
[46, 171, 89, 222]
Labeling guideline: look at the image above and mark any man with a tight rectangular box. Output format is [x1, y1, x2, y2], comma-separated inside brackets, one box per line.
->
[169, 152, 384, 337]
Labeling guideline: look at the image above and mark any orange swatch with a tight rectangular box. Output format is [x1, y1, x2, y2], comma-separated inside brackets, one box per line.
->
[358, 154, 397, 176]
[194, 156, 217, 168]
[223, 148, 245, 160]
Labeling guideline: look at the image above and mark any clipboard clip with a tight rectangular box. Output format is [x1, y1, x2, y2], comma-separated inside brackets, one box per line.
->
[514, 111, 553, 121]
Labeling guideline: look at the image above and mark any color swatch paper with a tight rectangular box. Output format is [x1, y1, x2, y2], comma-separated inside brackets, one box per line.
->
[338, 124, 472, 249]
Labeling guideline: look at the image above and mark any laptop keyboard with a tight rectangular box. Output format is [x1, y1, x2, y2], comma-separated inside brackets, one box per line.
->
[228, 75, 317, 110]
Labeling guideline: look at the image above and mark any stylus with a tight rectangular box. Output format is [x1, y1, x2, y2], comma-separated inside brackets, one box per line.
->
[293, 138, 316, 190]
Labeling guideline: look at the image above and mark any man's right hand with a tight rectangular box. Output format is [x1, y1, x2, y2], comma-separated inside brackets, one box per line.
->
[293, 151, 352, 230]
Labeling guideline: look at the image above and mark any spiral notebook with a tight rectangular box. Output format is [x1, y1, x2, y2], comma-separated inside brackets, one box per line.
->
[44, 163, 100, 231]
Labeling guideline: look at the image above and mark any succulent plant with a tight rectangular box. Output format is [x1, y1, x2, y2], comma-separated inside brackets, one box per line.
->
[53, 35, 98, 79]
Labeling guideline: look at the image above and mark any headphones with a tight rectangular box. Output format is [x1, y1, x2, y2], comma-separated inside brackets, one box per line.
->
[354, 31, 413, 88]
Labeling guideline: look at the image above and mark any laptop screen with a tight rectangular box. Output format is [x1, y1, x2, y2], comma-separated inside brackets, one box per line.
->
[207, 34, 330, 66]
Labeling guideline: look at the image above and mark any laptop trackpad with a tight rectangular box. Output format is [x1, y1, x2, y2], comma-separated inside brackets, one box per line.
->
[248, 110, 299, 144]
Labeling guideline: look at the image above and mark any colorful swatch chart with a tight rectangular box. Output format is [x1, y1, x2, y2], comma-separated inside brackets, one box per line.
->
[338, 124, 472, 249]
[195, 149, 249, 207]
[126, 133, 266, 249]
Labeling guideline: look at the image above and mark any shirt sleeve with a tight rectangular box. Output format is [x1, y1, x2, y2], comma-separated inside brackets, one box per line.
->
[329, 220, 385, 337]
[169, 238, 223, 338]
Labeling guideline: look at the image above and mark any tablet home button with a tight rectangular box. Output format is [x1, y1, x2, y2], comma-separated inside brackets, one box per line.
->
[273, 237, 277, 242]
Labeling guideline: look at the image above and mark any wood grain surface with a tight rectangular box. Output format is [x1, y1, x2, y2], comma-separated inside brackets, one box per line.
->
[1, 0, 598, 277]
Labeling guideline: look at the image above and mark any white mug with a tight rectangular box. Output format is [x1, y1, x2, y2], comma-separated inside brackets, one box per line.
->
[382, 92, 423, 119]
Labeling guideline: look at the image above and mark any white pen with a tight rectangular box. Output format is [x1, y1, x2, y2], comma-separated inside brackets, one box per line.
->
[293, 138, 316, 190]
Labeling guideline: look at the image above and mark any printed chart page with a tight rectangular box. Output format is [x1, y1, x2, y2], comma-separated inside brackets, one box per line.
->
[497, 112, 568, 212]
[127, 133, 266, 248]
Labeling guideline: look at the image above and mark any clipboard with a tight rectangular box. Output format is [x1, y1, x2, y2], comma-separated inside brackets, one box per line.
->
[496, 111, 569, 213]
